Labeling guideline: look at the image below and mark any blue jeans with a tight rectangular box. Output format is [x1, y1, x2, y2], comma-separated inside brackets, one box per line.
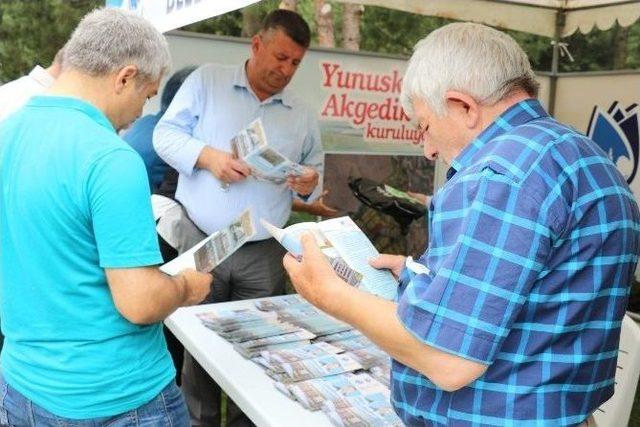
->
[0, 375, 189, 426]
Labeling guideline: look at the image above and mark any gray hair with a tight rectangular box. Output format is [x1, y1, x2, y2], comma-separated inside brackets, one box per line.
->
[401, 22, 539, 117]
[63, 8, 171, 82]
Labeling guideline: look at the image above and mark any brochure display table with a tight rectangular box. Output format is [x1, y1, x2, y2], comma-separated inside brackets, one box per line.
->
[164, 296, 334, 427]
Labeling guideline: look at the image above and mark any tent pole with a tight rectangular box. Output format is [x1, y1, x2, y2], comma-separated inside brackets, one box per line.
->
[548, 10, 565, 116]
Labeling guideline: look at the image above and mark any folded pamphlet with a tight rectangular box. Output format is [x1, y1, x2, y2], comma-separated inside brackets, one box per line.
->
[160, 209, 254, 275]
[322, 396, 404, 427]
[231, 118, 305, 183]
[261, 216, 398, 300]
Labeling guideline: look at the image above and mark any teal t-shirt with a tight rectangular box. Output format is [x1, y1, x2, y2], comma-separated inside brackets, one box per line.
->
[0, 96, 174, 418]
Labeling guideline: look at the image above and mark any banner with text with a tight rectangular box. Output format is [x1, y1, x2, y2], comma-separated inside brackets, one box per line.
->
[106, 0, 259, 33]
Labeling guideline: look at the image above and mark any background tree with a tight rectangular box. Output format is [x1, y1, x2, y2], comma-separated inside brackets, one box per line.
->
[279, 0, 299, 11]
[0, 0, 101, 83]
[315, 0, 335, 48]
[342, 3, 363, 51]
[1, 0, 639, 83]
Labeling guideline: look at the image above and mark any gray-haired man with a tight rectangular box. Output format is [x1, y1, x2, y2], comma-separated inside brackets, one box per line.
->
[0, 8, 211, 426]
[285, 22, 639, 426]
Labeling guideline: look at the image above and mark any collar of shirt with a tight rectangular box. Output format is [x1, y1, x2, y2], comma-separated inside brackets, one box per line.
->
[232, 62, 294, 108]
[28, 65, 55, 90]
[26, 95, 116, 133]
[447, 98, 548, 179]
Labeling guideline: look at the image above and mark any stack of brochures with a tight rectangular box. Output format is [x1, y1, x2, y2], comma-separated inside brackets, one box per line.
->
[197, 295, 403, 427]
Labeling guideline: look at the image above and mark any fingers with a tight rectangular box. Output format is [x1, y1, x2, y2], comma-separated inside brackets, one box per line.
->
[230, 159, 251, 177]
[222, 167, 247, 183]
[282, 252, 300, 274]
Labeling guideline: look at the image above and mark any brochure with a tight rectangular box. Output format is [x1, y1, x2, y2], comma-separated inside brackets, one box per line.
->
[322, 396, 404, 427]
[254, 294, 308, 312]
[231, 118, 305, 184]
[160, 209, 254, 275]
[261, 216, 398, 300]
[380, 184, 425, 206]
[262, 342, 343, 365]
[233, 330, 317, 358]
[286, 372, 390, 411]
[277, 353, 363, 382]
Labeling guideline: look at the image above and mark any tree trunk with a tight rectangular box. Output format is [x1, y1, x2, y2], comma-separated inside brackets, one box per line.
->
[241, 7, 262, 38]
[342, 3, 363, 51]
[612, 25, 629, 69]
[315, 0, 335, 48]
[279, 0, 298, 11]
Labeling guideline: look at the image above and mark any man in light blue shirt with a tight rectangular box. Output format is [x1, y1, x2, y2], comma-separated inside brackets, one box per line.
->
[154, 9, 322, 427]
[0, 9, 211, 426]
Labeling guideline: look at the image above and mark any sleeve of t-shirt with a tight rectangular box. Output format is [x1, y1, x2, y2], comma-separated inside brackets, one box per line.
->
[85, 148, 163, 268]
[397, 167, 554, 364]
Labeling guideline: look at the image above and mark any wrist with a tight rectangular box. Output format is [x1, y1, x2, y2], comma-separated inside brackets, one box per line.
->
[174, 274, 189, 305]
[321, 276, 356, 320]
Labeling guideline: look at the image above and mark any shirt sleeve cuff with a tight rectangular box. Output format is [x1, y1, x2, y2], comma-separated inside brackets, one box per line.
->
[397, 301, 497, 364]
[179, 138, 207, 177]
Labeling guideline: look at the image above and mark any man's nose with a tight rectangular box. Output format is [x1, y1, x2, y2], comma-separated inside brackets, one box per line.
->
[424, 143, 438, 161]
[281, 61, 296, 77]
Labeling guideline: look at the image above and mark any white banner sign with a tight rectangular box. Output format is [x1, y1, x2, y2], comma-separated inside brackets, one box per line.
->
[106, 0, 260, 33]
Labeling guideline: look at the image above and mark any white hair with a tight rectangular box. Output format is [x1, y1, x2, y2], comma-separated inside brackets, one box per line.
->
[63, 8, 171, 82]
[401, 22, 538, 117]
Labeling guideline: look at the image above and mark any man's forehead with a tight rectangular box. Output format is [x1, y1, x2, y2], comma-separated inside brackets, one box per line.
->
[263, 29, 306, 54]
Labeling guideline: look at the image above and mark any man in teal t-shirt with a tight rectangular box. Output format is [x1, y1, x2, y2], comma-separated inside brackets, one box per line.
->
[0, 8, 211, 425]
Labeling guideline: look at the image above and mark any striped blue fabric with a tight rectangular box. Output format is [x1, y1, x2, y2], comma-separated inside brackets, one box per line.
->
[392, 99, 640, 426]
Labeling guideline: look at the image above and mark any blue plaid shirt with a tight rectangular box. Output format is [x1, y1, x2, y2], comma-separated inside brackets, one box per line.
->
[393, 99, 640, 426]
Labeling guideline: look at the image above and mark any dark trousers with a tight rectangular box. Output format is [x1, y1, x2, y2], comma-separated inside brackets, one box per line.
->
[182, 238, 287, 427]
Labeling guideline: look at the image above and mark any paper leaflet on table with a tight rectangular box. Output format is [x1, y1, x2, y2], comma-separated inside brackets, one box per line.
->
[261, 216, 398, 300]
[231, 118, 305, 184]
[160, 209, 254, 275]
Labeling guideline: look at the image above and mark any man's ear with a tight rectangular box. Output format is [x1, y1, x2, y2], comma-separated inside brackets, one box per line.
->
[444, 90, 481, 129]
[114, 65, 139, 94]
[251, 34, 261, 55]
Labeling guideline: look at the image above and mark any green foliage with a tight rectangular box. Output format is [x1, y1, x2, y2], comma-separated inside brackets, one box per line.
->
[560, 22, 640, 72]
[0, 0, 101, 83]
[180, 10, 243, 37]
[359, 7, 452, 57]
[0, 0, 638, 84]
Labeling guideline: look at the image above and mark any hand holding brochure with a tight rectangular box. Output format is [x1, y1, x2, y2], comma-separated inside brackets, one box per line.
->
[160, 210, 254, 275]
[261, 216, 398, 300]
[231, 118, 305, 183]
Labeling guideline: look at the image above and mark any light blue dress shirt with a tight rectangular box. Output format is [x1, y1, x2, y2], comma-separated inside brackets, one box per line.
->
[154, 63, 324, 240]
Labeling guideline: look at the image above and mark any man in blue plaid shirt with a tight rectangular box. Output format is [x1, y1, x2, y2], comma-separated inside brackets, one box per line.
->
[284, 22, 640, 426]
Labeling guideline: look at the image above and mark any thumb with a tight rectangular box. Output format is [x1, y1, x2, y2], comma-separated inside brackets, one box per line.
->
[300, 232, 322, 258]
[368, 255, 385, 270]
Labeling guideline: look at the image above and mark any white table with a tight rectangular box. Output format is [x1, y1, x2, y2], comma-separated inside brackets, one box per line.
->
[165, 296, 334, 427]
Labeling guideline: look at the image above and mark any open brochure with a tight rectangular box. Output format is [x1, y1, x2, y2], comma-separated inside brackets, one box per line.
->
[231, 118, 305, 183]
[261, 216, 398, 300]
[160, 210, 254, 275]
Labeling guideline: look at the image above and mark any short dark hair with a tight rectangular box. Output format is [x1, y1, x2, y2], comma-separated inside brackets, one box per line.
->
[161, 66, 197, 112]
[261, 9, 311, 48]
